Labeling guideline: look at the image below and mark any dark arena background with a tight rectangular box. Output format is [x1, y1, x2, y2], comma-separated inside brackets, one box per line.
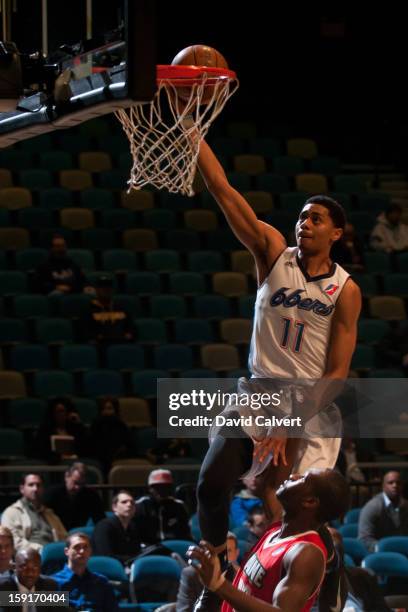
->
[0, 2, 407, 610]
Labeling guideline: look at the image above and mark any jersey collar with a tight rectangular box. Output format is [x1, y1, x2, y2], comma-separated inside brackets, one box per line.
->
[296, 251, 337, 282]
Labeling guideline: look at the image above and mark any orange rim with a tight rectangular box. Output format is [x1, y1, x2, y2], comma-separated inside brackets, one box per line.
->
[157, 64, 237, 86]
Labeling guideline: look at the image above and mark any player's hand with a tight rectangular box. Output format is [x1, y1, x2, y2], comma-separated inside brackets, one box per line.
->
[252, 434, 288, 466]
[187, 541, 225, 591]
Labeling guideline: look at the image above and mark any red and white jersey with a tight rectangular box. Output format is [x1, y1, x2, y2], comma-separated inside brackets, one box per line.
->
[249, 247, 349, 378]
[222, 522, 327, 612]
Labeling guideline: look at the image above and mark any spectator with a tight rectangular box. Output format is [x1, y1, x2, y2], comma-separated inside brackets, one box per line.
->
[245, 505, 269, 548]
[0, 548, 60, 612]
[358, 470, 408, 552]
[34, 234, 87, 295]
[135, 469, 191, 544]
[230, 476, 262, 528]
[0, 527, 14, 580]
[147, 438, 192, 464]
[370, 203, 408, 253]
[328, 527, 391, 612]
[1, 474, 66, 553]
[174, 531, 240, 612]
[33, 397, 88, 463]
[378, 320, 408, 373]
[85, 276, 133, 344]
[89, 397, 132, 474]
[92, 489, 141, 564]
[331, 222, 365, 271]
[43, 463, 105, 531]
[52, 532, 118, 611]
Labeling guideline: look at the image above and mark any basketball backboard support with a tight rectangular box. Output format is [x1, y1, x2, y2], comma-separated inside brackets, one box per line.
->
[0, 0, 156, 148]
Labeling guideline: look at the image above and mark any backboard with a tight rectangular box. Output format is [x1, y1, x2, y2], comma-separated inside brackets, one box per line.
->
[0, 0, 156, 147]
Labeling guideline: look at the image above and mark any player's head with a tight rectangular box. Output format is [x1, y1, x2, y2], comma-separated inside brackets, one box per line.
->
[296, 195, 346, 254]
[276, 468, 350, 524]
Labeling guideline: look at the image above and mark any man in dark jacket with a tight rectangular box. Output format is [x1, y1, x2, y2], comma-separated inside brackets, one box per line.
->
[35, 234, 86, 295]
[135, 469, 192, 544]
[0, 547, 63, 612]
[85, 276, 133, 344]
[92, 490, 141, 564]
[358, 470, 408, 552]
[44, 463, 105, 531]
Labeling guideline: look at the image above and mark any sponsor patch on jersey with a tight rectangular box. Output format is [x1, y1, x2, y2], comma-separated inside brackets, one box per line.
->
[324, 283, 339, 296]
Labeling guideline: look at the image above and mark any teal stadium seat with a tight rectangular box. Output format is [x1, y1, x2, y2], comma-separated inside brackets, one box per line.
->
[106, 344, 145, 370]
[174, 319, 214, 344]
[34, 371, 75, 397]
[59, 345, 98, 371]
[10, 345, 51, 371]
[35, 318, 74, 344]
[134, 319, 167, 345]
[154, 345, 193, 371]
[83, 370, 124, 397]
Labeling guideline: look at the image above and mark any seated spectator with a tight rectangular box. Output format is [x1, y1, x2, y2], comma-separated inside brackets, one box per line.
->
[34, 234, 87, 295]
[230, 475, 262, 527]
[0, 527, 14, 580]
[378, 320, 408, 374]
[89, 397, 132, 474]
[135, 469, 191, 544]
[33, 397, 88, 463]
[358, 470, 408, 552]
[328, 527, 391, 612]
[44, 462, 105, 531]
[174, 532, 240, 612]
[92, 489, 141, 564]
[147, 437, 192, 464]
[331, 222, 365, 272]
[84, 276, 133, 344]
[52, 532, 118, 611]
[370, 203, 408, 253]
[0, 547, 60, 612]
[246, 505, 269, 548]
[1, 474, 66, 553]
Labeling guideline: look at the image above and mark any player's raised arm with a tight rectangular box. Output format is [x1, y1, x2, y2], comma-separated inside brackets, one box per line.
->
[198, 139, 286, 279]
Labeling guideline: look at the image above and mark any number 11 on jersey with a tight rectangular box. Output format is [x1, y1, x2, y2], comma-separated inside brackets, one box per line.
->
[280, 317, 306, 353]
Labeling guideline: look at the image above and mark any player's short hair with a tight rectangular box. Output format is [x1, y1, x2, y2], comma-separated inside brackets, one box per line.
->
[312, 470, 350, 522]
[305, 195, 346, 230]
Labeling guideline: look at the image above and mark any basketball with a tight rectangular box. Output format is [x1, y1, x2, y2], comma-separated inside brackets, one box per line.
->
[171, 44, 229, 104]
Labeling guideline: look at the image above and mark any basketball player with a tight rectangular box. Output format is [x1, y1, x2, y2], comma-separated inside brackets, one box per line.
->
[189, 468, 350, 612]
[193, 139, 361, 610]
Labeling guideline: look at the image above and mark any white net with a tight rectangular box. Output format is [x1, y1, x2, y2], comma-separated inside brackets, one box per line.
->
[115, 71, 239, 196]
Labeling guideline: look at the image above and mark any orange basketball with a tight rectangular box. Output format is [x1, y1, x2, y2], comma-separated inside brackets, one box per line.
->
[171, 45, 229, 104]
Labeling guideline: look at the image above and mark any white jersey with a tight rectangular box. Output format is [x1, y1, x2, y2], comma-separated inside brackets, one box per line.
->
[249, 247, 350, 379]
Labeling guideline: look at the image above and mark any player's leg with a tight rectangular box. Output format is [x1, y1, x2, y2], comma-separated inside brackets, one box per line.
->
[197, 431, 253, 548]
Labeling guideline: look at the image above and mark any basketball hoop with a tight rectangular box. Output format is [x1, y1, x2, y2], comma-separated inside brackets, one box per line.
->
[115, 65, 239, 196]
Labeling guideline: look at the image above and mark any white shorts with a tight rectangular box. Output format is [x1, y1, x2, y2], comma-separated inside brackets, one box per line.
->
[209, 377, 342, 479]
